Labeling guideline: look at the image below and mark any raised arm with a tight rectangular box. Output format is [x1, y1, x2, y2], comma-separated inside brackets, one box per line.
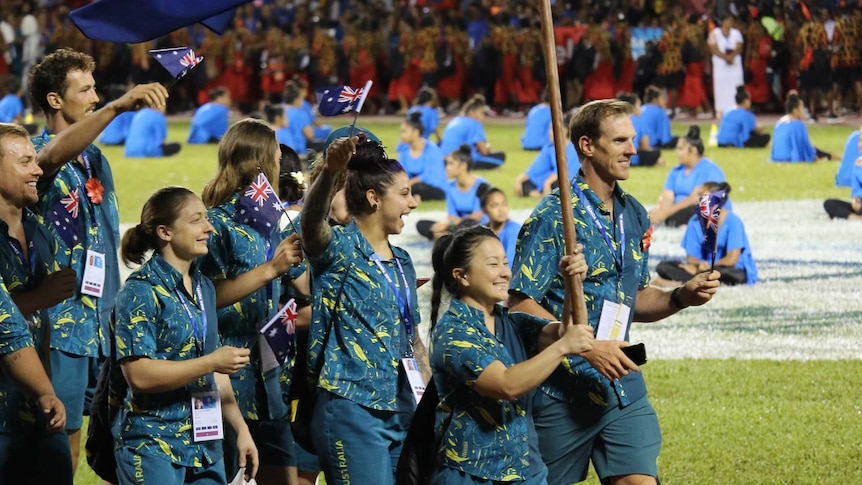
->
[301, 136, 356, 258]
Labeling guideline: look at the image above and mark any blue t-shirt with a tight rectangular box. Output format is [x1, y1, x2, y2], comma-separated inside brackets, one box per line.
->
[716, 107, 757, 147]
[521, 104, 551, 150]
[440, 116, 487, 160]
[852, 162, 862, 200]
[98, 110, 135, 145]
[682, 211, 758, 285]
[525, 141, 580, 189]
[284, 106, 313, 155]
[771, 117, 816, 162]
[113, 255, 222, 467]
[663, 158, 728, 206]
[493, 219, 521, 268]
[407, 105, 440, 140]
[125, 108, 167, 158]
[640, 103, 674, 147]
[835, 130, 860, 187]
[630, 114, 646, 166]
[395, 140, 448, 191]
[0, 94, 24, 123]
[446, 178, 487, 218]
[188, 102, 229, 144]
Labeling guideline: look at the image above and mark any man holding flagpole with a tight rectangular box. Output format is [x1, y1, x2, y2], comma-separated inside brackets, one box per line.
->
[28, 47, 168, 473]
[508, 99, 721, 485]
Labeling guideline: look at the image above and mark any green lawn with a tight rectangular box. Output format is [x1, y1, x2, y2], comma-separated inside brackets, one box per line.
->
[73, 116, 861, 484]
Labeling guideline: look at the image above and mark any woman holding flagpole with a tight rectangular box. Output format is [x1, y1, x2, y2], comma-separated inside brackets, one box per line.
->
[199, 119, 304, 485]
[300, 130, 420, 485]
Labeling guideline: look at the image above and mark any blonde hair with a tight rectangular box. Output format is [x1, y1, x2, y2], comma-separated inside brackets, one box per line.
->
[202, 118, 280, 208]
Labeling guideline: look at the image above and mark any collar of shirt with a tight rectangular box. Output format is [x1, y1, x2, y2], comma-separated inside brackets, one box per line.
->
[446, 298, 507, 339]
[573, 172, 629, 215]
[130, 253, 204, 298]
[343, 221, 412, 265]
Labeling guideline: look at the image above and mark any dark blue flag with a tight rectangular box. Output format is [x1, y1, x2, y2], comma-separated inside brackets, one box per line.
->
[234, 172, 284, 237]
[698, 188, 728, 258]
[260, 299, 298, 365]
[47, 189, 84, 249]
[314, 81, 373, 117]
[150, 47, 203, 81]
[70, 0, 250, 43]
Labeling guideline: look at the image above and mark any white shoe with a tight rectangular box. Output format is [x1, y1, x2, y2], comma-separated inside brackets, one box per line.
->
[696, 112, 713, 120]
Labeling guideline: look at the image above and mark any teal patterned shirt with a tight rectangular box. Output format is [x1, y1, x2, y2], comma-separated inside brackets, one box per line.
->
[199, 194, 289, 421]
[0, 274, 37, 433]
[510, 176, 651, 420]
[112, 254, 222, 467]
[307, 222, 421, 411]
[430, 300, 548, 481]
[32, 128, 121, 358]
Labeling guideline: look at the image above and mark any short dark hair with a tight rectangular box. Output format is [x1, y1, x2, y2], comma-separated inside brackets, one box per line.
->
[29, 48, 96, 115]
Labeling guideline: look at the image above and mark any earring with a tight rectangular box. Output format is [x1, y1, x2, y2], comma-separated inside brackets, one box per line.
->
[371, 203, 379, 211]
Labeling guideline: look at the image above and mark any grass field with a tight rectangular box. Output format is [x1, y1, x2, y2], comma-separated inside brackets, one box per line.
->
[73, 116, 862, 484]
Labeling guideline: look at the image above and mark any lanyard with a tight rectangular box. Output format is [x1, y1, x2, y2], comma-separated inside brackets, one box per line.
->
[177, 281, 207, 356]
[264, 237, 274, 304]
[8, 238, 37, 276]
[572, 183, 626, 294]
[371, 253, 414, 352]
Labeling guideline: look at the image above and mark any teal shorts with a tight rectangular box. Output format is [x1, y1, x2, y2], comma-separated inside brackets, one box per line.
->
[50, 350, 94, 431]
[532, 391, 661, 484]
[114, 447, 226, 485]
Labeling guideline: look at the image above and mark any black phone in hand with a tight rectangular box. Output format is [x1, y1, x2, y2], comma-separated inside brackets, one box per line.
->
[621, 343, 647, 365]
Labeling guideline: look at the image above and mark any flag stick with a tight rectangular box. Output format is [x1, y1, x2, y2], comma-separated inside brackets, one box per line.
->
[538, 0, 588, 327]
[347, 110, 360, 138]
[348, 80, 373, 138]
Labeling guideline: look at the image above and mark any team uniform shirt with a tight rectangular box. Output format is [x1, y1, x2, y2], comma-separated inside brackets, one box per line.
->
[0, 94, 24, 123]
[663, 158, 731, 209]
[125, 108, 168, 158]
[188, 102, 229, 144]
[639, 103, 674, 148]
[98, 110, 134, 145]
[0, 274, 38, 434]
[407, 105, 440, 140]
[439, 115, 489, 160]
[33, 129, 121, 358]
[771, 117, 816, 162]
[510, 176, 652, 419]
[395, 141, 448, 192]
[681, 212, 759, 285]
[307, 222, 420, 411]
[835, 130, 860, 187]
[521, 104, 552, 150]
[199, 194, 290, 422]
[716, 107, 757, 147]
[112, 255, 222, 467]
[446, 178, 487, 218]
[430, 300, 547, 481]
[284, 106, 313, 155]
[494, 219, 522, 269]
[524, 142, 580, 189]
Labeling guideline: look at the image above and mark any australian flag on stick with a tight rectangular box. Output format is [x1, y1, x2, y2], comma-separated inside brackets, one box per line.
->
[698, 187, 728, 269]
[150, 47, 203, 83]
[234, 172, 284, 238]
[314, 81, 373, 117]
[47, 189, 84, 249]
[259, 298, 298, 365]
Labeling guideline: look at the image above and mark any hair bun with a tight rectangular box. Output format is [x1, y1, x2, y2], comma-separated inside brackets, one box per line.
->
[686, 125, 701, 140]
[408, 111, 422, 123]
[346, 133, 388, 170]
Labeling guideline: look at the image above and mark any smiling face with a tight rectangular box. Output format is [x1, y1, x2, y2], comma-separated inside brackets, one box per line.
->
[372, 171, 417, 235]
[456, 237, 511, 309]
[580, 114, 637, 184]
[52, 70, 99, 126]
[0, 133, 42, 208]
[160, 196, 214, 262]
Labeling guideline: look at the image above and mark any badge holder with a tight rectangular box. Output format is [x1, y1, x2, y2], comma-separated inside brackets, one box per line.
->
[191, 390, 223, 442]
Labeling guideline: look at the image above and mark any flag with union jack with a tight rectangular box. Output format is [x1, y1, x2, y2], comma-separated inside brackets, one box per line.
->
[149, 47, 204, 81]
[698, 188, 728, 255]
[259, 298, 298, 365]
[314, 80, 373, 116]
[234, 172, 284, 237]
[47, 188, 84, 248]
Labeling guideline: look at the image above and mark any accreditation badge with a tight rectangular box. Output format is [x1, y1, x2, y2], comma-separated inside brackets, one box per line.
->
[191, 390, 223, 442]
[401, 357, 426, 406]
[596, 299, 631, 341]
[80, 249, 106, 298]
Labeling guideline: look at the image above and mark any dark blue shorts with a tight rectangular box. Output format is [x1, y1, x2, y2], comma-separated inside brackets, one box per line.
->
[114, 447, 226, 485]
[50, 350, 94, 431]
[0, 429, 72, 484]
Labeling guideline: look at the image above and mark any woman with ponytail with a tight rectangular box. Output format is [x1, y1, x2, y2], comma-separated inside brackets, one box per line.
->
[199, 119, 304, 484]
[771, 91, 832, 162]
[439, 95, 507, 169]
[396, 111, 447, 201]
[650, 125, 729, 227]
[427, 226, 594, 484]
[300, 129, 421, 485]
[113, 187, 258, 484]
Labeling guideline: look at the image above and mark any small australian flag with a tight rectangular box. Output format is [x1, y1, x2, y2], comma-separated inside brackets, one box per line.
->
[149, 47, 203, 81]
[260, 298, 298, 365]
[234, 172, 284, 237]
[47, 189, 84, 249]
[314, 80, 373, 116]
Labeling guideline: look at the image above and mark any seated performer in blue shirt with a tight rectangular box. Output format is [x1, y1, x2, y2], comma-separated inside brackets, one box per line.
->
[283, 82, 324, 159]
[824, 144, 862, 220]
[771, 92, 831, 162]
[188, 87, 231, 144]
[656, 182, 759, 286]
[480, 187, 521, 268]
[640, 86, 678, 149]
[617, 93, 663, 167]
[407, 86, 442, 143]
[440, 94, 506, 169]
[514, 112, 580, 198]
[520, 100, 551, 151]
[717, 86, 771, 148]
[97, 85, 135, 145]
[397, 111, 447, 201]
[124, 106, 181, 157]
[835, 128, 860, 187]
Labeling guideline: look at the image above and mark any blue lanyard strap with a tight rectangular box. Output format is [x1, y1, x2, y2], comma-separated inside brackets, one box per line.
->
[371, 253, 414, 347]
[572, 183, 626, 295]
[177, 281, 207, 356]
[264, 237, 274, 304]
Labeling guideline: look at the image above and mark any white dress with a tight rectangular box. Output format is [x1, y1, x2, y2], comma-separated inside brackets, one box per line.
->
[708, 27, 745, 116]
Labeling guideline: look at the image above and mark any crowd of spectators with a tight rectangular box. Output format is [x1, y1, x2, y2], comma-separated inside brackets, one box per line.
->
[1, 0, 861, 120]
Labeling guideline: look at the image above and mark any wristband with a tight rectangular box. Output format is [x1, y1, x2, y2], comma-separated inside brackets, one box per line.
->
[670, 286, 686, 310]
